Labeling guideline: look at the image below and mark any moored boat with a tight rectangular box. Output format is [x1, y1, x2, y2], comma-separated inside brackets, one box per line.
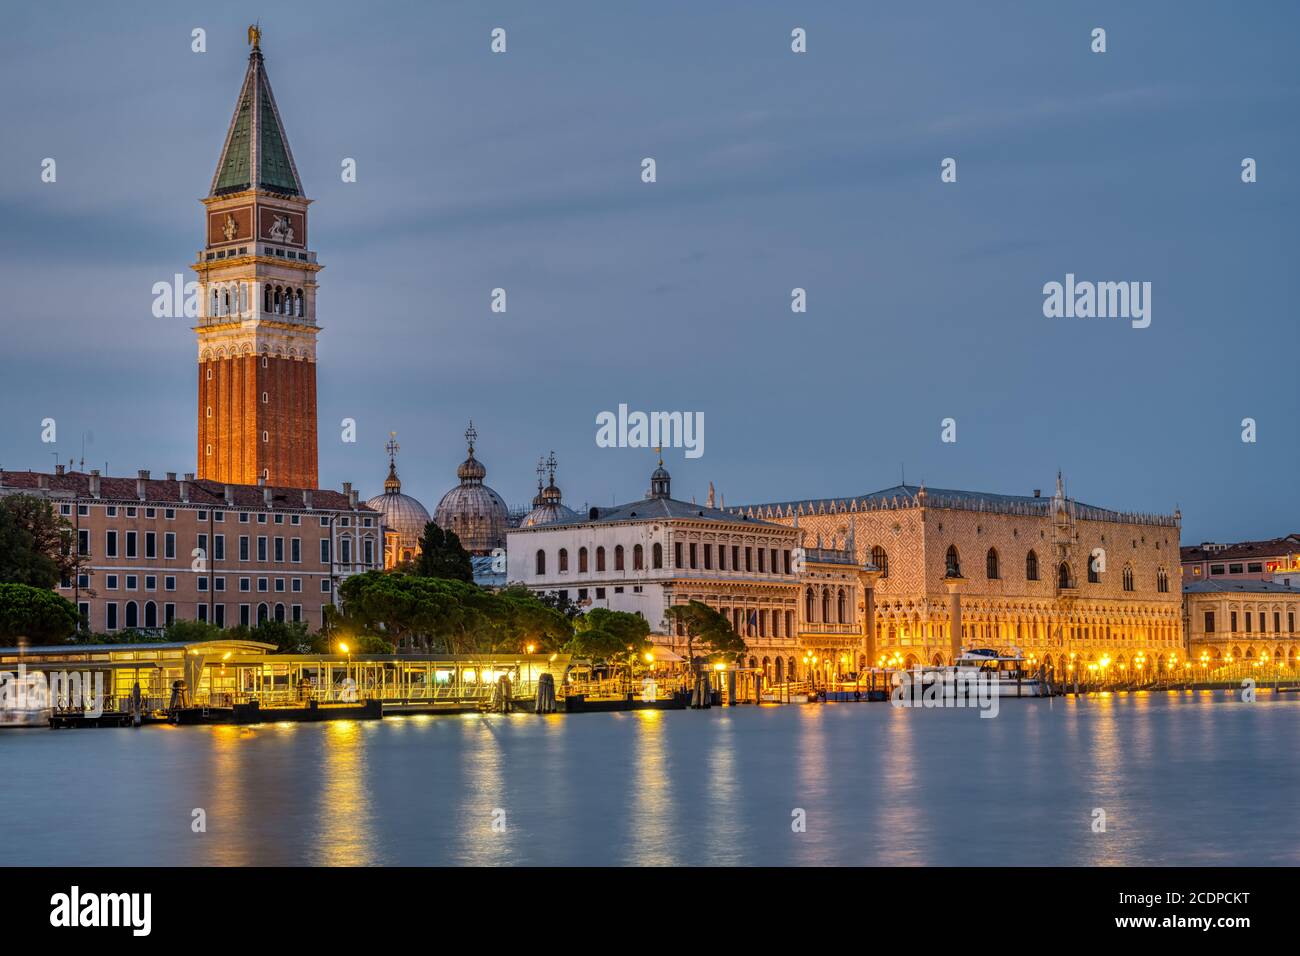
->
[0, 672, 53, 728]
[918, 648, 1050, 698]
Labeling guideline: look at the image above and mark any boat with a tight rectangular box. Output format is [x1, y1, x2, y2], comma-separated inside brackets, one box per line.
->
[0, 671, 53, 728]
[915, 648, 1050, 698]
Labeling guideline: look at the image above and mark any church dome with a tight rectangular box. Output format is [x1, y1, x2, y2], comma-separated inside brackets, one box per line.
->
[433, 421, 509, 554]
[365, 434, 431, 565]
[520, 452, 578, 527]
[457, 455, 487, 482]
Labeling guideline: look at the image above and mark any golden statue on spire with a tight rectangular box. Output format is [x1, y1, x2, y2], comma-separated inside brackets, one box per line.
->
[247, 23, 261, 51]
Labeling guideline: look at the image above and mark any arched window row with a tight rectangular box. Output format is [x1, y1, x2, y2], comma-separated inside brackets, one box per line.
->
[262, 284, 307, 318]
[534, 542, 664, 575]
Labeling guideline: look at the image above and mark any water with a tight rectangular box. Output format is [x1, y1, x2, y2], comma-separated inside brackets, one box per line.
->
[3, 691, 1297, 866]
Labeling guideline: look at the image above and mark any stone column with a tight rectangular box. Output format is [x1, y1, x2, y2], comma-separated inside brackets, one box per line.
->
[943, 574, 965, 663]
[858, 567, 882, 667]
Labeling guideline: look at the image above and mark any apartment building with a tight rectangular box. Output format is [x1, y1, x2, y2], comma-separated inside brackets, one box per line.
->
[0, 467, 381, 633]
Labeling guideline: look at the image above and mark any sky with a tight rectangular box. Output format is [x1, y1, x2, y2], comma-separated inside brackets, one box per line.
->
[0, 0, 1296, 544]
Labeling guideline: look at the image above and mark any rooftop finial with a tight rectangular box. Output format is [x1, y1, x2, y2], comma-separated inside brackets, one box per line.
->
[465, 420, 478, 455]
[535, 456, 546, 492]
[383, 431, 401, 494]
[248, 22, 261, 51]
[546, 450, 558, 486]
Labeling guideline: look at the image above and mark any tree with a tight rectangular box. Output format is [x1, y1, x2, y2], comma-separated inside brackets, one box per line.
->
[534, 589, 582, 620]
[663, 600, 746, 670]
[248, 619, 313, 653]
[0, 495, 80, 589]
[335, 573, 572, 654]
[0, 583, 80, 645]
[337, 571, 479, 653]
[164, 619, 227, 644]
[570, 608, 651, 678]
[412, 522, 473, 582]
[493, 586, 574, 653]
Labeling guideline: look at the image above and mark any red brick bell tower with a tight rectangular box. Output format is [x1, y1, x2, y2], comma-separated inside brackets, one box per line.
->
[193, 26, 320, 489]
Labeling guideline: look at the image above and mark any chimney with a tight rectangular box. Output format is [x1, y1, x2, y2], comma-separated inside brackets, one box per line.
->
[54, 464, 65, 476]
[1033, 489, 1041, 498]
[89, 470, 101, 499]
[342, 481, 352, 496]
[263, 486, 273, 507]
[178, 475, 190, 503]
[256, 476, 266, 487]
[37, 474, 49, 490]
[224, 484, 235, 507]
[302, 490, 313, 509]
[166, 472, 176, 481]
[137, 469, 150, 501]
[348, 488, 359, 509]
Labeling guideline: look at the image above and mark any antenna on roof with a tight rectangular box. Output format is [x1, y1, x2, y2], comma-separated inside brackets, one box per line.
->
[900, 462, 905, 487]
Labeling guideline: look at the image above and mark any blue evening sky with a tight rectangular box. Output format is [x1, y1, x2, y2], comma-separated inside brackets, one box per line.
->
[0, 1, 1296, 543]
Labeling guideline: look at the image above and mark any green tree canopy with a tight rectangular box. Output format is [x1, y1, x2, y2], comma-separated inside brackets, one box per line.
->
[162, 619, 227, 644]
[664, 600, 746, 668]
[412, 522, 474, 582]
[335, 573, 571, 654]
[570, 607, 652, 670]
[0, 495, 78, 589]
[0, 582, 80, 645]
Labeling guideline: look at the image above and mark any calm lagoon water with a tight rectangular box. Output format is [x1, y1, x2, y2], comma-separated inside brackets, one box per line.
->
[3, 691, 1298, 866]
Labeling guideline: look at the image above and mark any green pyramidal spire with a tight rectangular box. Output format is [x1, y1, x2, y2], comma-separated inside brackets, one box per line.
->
[209, 34, 303, 197]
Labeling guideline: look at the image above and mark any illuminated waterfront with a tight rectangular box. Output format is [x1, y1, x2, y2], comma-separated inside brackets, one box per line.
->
[3, 693, 1299, 866]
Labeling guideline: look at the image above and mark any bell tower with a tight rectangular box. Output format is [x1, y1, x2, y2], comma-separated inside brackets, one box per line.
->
[194, 26, 320, 489]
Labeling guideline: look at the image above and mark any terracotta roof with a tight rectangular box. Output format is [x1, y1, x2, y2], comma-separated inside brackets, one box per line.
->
[0, 470, 373, 514]
[1180, 535, 1300, 563]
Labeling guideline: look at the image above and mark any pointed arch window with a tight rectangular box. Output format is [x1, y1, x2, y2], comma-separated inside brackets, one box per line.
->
[821, 588, 830, 622]
[1123, 566, 1134, 591]
[1058, 562, 1073, 589]
[986, 548, 1000, 580]
[1157, 567, 1169, 593]
[837, 588, 847, 624]
[1026, 550, 1039, 581]
[945, 545, 961, 577]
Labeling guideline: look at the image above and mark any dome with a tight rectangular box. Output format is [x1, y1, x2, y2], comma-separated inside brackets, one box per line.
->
[367, 490, 431, 545]
[457, 455, 487, 482]
[433, 421, 509, 554]
[520, 451, 578, 527]
[366, 435, 431, 563]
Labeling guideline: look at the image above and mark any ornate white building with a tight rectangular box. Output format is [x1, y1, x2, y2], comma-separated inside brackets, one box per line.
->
[507, 459, 819, 671]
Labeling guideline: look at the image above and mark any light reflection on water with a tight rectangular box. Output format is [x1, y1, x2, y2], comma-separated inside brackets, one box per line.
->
[626, 710, 677, 866]
[314, 722, 375, 866]
[4, 692, 1299, 866]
